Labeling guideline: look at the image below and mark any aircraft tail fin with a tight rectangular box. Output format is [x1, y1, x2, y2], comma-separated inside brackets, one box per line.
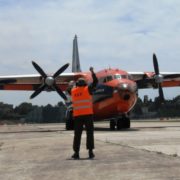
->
[72, 35, 82, 72]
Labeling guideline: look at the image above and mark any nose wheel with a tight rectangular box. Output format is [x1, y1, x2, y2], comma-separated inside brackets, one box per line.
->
[110, 115, 130, 130]
[110, 119, 116, 130]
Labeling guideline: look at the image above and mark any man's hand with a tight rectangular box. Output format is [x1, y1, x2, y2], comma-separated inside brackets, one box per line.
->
[89, 67, 94, 72]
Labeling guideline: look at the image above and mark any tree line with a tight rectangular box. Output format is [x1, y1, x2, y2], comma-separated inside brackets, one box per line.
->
[0, 95, 180, 124]
[0, 102, 66, 124]
[131, 95, 180, 119]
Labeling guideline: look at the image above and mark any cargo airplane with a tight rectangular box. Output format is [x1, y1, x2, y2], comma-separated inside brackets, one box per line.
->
[0, 35, 180, 130]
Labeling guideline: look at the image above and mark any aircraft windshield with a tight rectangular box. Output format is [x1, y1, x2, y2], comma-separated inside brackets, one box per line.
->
[114, 74, 121, 79]
[99, 74, 132, 83]
[99, 75, 113, 83]
[114, 74, 132, 80]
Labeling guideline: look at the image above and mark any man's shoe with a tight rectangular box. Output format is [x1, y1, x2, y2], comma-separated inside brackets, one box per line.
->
[89, 150, 95, 159]
[71, 152, 80, 159]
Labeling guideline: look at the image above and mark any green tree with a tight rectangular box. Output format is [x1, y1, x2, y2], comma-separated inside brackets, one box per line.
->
[14, 103, 34, 115]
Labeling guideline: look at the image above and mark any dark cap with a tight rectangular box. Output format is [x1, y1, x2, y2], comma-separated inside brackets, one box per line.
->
[77, 78, 87, 86]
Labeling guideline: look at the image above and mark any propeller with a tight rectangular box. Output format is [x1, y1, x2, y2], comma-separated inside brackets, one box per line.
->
[137, 53, 180, 103]
[30, 61, 69, 100]
[153, 54, 180, 79]
[136, 54, 165, 103]
[153, 53, 165, 103]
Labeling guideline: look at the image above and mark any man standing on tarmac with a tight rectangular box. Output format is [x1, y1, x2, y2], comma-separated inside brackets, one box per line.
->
[71, 67, 98, 159]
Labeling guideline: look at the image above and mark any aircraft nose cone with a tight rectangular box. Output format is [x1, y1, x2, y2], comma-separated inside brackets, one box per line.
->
[118, 83, 128, 91]
[118, 83, 137, 93]
[117, 83, 137, 101]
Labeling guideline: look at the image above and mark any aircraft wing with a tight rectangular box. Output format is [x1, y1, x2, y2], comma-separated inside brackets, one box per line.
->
[0, 73, 83, 91]
[128, 72, 180, 89]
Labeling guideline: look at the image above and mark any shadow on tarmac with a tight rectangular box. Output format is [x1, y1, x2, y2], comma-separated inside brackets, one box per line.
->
[1, 125, 180, 134]
[94, 127, 139, 132]
[66, 157, 96, 161]
[0, 129, 63, 134]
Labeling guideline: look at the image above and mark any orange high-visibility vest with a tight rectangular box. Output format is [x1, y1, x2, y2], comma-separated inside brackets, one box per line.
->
[72, 86, 93, 117]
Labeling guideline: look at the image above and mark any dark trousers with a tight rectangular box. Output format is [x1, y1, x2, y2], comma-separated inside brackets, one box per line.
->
[73, 115, 94, 152]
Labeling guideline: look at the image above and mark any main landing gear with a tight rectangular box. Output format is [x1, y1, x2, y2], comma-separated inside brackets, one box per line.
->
[110, 115, 130, 130]
[65, 108, 74, 130]
[65, 109, 130, 131]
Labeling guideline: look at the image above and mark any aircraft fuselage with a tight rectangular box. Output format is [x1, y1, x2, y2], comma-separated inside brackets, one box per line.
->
[84, 68, 138, 120]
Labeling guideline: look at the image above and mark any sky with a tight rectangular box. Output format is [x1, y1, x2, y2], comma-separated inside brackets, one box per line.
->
[0, 0, 180, 106]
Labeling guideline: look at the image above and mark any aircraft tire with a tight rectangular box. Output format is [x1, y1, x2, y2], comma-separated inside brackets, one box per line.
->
[116, 116, 130, 129]
[124, 117, 130, 129]
[110, 120, 116, 130]
[66, 118, 74, 130]
[65, 110, 74, 130]
[117, 119, 123, 130]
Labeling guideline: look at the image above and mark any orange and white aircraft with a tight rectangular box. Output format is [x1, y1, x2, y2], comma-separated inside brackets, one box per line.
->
[0, 35, 180, 130]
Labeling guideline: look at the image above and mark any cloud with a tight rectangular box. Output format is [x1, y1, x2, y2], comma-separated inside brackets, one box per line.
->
[0, 0, 180, 105]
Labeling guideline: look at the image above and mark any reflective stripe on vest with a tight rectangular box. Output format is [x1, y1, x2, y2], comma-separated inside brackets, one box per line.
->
[72, 86, 93, 117]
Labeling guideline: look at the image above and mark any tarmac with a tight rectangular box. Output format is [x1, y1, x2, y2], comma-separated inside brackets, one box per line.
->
[0, 120, 180, 180]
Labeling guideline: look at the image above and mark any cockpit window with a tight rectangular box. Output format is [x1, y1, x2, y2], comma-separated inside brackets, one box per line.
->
[99, 75, 113, 83]
[106, 75, 113, 82]
[99, 73, 132, 83]
[114, 74, 128, 79]
[121, 74, 132, 80]
[114, 74, 121, 79]
[121, 75, 127, 79]
[114, 74, 130, 80]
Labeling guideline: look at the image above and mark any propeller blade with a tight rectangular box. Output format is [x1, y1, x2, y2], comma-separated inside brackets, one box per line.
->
[30, 84, 46, 99]
[153, 53, 159, 75]
[53, 63, 69, 78]
[158, 85, 165, 103]
[32, 61, 47, 78]
[153, 54, 165, 102]
[0, 79, 16, 84]
[54, 84, 67, 100]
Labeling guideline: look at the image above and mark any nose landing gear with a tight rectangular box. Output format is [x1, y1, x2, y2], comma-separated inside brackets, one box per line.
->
[110, 115, 130, 130]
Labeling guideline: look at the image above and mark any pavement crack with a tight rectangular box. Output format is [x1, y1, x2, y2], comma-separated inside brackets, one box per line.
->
[96, 139, 180, 158]
[0, 142, 4, 150]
